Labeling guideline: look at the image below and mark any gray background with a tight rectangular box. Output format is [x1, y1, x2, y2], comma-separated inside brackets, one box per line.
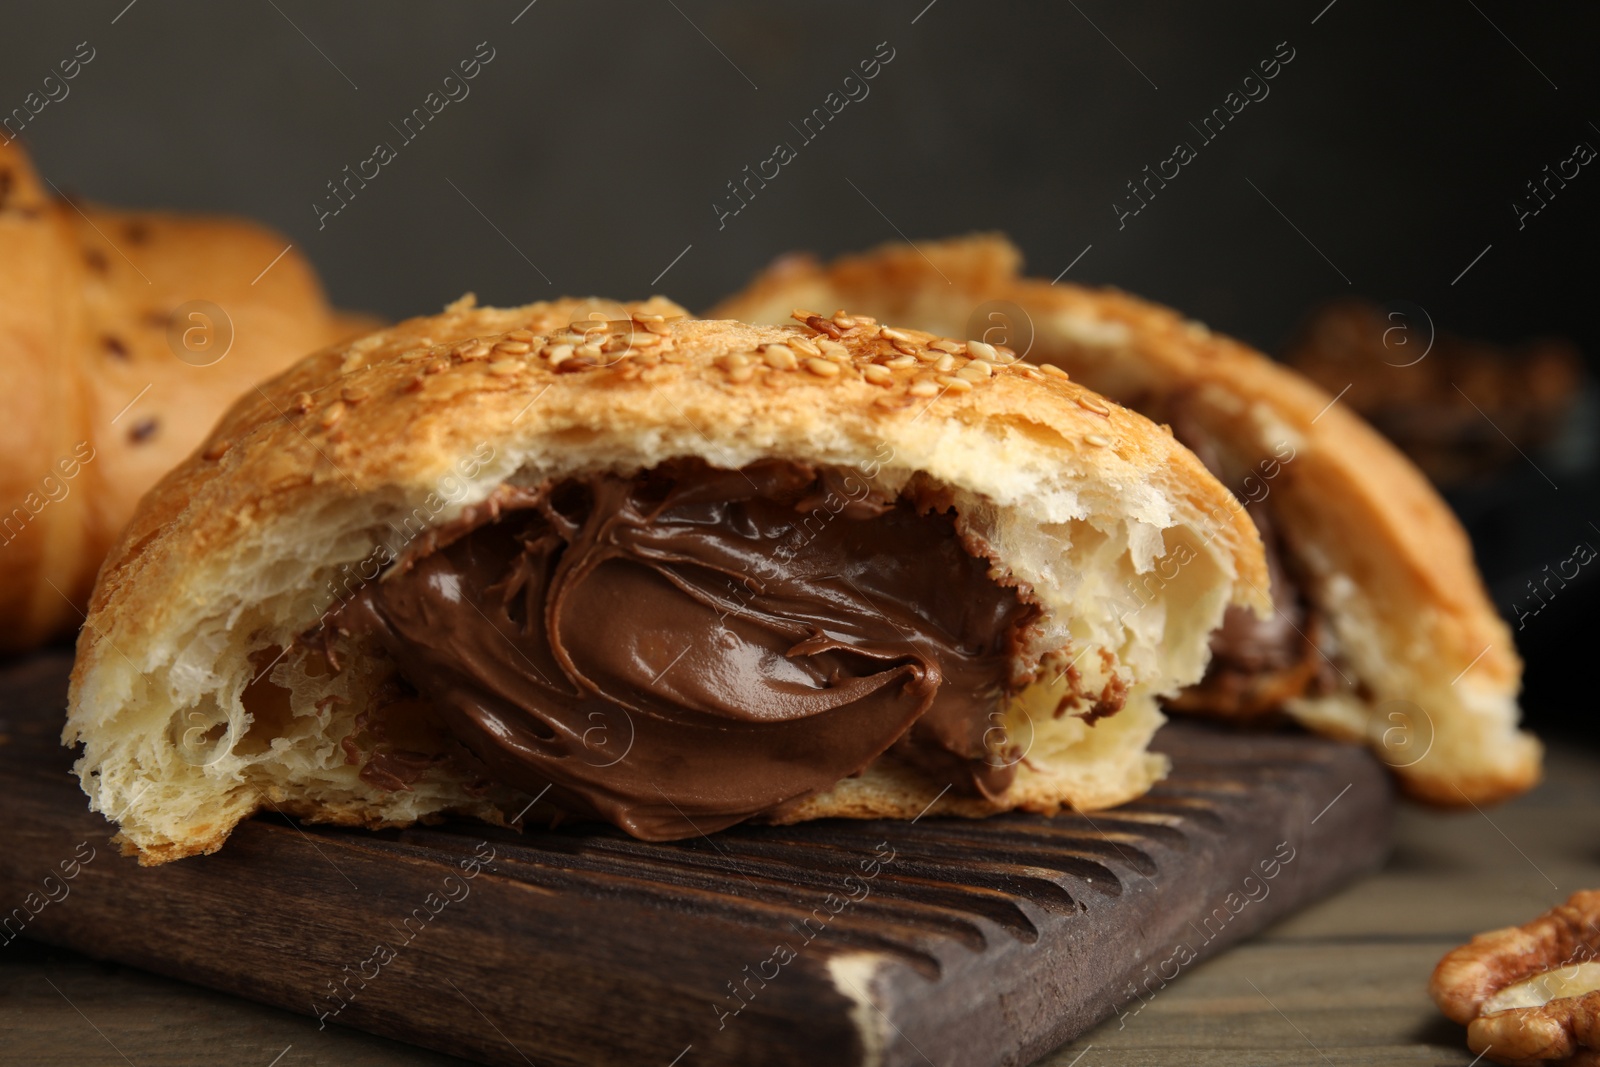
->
[3, 0, 1596, 723]
[6, 2, 1596, 342]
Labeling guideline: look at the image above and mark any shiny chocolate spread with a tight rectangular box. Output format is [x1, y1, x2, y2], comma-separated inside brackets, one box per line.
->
[1156, 395, 1337, 716]
[1166, 499, 1331, 716]
[331, 460, 1040, 839]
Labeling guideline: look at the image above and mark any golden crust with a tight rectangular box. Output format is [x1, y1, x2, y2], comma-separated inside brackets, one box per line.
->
[0, 140, 96, 649]
[710, 234, 1539, 805]
[0, 139, 348, 651]
[69, 296, 1267, 862]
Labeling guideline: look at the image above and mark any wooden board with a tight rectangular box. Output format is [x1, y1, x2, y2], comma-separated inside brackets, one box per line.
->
[0, 653, 1394, 1067]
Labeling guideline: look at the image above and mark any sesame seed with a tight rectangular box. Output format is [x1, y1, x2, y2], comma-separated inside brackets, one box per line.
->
[832, 312, 857, 328]
[908, 379, 939, 398]
[862, 364, 894, 386]
[127, 417, 159, 444]
[966, 339, 999, 361]
[340, 386, 368, 403]
[321, 401, 346, 428]
[1085, 433, 1111, 447]
[1039, 364, 1069, 380]
[790, 309, 820, 325]
[804, 357, 841, 378]
[544, 343, 574, 364]
[957, 360, 993, 382]
[488, 360, 519, 376]
[913, 347, 941, 363]
[929, 339, 964, 354]
[805, 315, 844, 339]
[629, 333, 662, 348]
[937, 375, 974, 394]
[1015, 360, 1038, 371]
[506, 329, 535, 342]
[494, 340, 533, 355]
[576, 343, 603, 361]
[885, 355, 917, 369]
[934, 352, 956, 373]
[991, 345, 1020, 364]
[890, 340, 921, 358]
[202, 440, 229, 461]
[424, 360, 447, 375]
[718, 352, 752, 371]
[292, 391, 314, 414]
[816, 339, 850, 360]
[1078, 395, 1111, 416]
[853, 315, 877, 326]
[761, 345, 798, 370]
[787, 336, 821, 358]
[633, 313, 666, 325]
[879, 326, 913, 343]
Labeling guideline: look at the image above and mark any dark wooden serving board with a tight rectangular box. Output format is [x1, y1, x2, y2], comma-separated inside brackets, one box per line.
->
[0, 653, 1393, 1067]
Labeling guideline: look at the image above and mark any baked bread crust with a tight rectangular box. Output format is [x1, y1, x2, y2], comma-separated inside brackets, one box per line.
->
[0, 139, 352, 650]
[67, 297, 1267, 863]
[710, 234, 1539, 805]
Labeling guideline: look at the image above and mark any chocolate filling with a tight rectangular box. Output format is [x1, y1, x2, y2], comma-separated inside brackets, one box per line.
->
[1157, 398, 1335, 716]
[1165, 500, 1331, 717]
[330, 459, 1040, 840]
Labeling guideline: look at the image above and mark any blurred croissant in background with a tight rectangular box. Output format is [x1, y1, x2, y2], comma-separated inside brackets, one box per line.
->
[0, 140, 374, 652]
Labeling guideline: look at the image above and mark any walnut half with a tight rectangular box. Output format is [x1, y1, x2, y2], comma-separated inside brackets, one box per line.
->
[1431, 890, 1600, 1066]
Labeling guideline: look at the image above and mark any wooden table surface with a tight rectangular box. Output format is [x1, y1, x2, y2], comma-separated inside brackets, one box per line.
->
[4, 736, 1595, 1067]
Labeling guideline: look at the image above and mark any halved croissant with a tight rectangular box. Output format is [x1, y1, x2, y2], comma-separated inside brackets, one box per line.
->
[711, 234, 1539, 806]
[66, 298, 1268, 863]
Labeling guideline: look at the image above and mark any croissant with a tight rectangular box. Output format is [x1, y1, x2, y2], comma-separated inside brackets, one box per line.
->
[0, 139, 364, 652]
[711, 234, 1540, 806]
[64, 298, 1267, 862]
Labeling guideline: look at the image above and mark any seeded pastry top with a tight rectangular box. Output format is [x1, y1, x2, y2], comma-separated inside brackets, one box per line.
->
[239, 301, 1099, 440]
